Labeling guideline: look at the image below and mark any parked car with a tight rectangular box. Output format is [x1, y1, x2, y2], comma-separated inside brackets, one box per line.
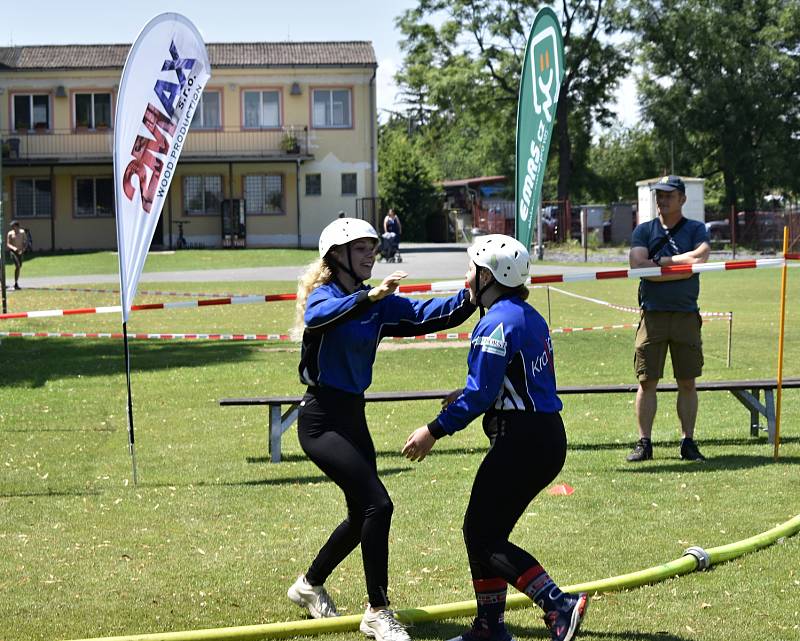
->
[705, 219, 730, 241]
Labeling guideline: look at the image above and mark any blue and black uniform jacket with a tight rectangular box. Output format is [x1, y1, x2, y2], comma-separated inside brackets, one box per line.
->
[428, 296, 562, 438]
[299, 281, 476, 395]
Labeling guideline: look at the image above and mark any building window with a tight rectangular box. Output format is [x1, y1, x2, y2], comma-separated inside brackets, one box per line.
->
[184, 175, 223, 215]
[14, 178, 52, 217]
[305, 174, 322, 196]
[312, 89, 352, 128]
[75, 177, 114, 217]
[75, 93, 112, 129]
[341, 173, 357, 196]
[191, 91, 221, 129]
[243, 90, 281, 128]
[13, 94, 50, 131]
[244, 175, 284, 214]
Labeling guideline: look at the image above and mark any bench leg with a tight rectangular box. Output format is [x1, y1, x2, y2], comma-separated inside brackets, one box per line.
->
[730, 389, 768, 438]
[268, 403, 301, 463]
[269, 405, 282, 463]
[765, 389, 776, 445]
[750, 388, 760, 437]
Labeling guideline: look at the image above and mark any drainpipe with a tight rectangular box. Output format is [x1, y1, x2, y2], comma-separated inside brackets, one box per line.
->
[0, 148, 6, 312]
[296, 159, 302, 248]
[50, 164, 55, 251]
[369, 66, 377, 216]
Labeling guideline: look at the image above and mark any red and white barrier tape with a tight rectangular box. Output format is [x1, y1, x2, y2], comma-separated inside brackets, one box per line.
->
[28, 286, 250, 298]
[546, 285, 732, 318]
[0, 316, 729, 343]
[3, 257, 795, 322]
[529, 256, 793, 285]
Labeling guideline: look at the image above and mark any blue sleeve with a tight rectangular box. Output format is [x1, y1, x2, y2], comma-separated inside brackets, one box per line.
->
[693, 221, 710, 247]
[304, 286, 371, 332]
[631, 222, 649, 248]
[378, 288, 476, 337]
[429, 318, 510, 435]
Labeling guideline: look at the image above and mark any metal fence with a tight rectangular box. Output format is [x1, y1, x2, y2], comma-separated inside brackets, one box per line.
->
[1, 125, 310, 162]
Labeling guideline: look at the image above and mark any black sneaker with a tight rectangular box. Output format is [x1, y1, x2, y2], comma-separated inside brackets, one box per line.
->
[14, 283, 21, 290]
[680, 438, 706, 461]
[626, 438, 653, 462]
[446, 618, 514, 641]
[543, 592, 589, 641]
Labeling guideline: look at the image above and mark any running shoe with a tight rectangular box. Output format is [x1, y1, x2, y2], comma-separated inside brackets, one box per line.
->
[287, 574, 338, 618]
[543, 592, 588, 641]
[360, 607, 411, 641]
[446, 617, 514, 641]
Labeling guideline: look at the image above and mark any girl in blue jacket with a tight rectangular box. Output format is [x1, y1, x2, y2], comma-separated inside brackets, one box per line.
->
[287, 218, 475, 641]
[403, 235, 588, 641]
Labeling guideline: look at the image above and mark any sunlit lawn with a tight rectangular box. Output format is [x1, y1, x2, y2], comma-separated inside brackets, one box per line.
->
[1, 255, 799, 641]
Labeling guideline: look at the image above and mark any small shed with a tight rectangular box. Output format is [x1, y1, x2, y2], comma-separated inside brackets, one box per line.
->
[636, 176, 705, 224]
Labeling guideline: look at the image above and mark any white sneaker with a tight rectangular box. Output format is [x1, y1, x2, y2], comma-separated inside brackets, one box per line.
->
[287, 575, 339, 618]
[360, 607, 411, 641]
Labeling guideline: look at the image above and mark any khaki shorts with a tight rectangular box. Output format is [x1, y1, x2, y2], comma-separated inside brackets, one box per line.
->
[634, 310, 703, 382]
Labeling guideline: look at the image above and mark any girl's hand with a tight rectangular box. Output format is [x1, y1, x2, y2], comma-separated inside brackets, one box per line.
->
[402, 426, 436, 462]
[368, 270, 407, 301]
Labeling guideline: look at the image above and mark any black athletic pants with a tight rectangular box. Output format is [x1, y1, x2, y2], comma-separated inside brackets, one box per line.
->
[297, 386, 393, 607]
[463, 411, 567, 584]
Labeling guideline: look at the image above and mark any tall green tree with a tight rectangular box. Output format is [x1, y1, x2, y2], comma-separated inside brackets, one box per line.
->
[586, 125, 665, 202]
[395, 0, 630, 205]
[632, 0, 800, 209]
[378, 126, 442, 241]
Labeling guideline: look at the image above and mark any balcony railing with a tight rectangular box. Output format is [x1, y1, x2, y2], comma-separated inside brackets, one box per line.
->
[1, 125, 310, 162]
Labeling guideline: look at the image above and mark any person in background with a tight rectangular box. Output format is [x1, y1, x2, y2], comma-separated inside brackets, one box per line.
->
[287, 217, 476, 641]
[5, 220, 27, 290]
[383, 209, 402, 261]
[627, 175, 711, 462]
[383, 209, 402, 236]
[403, 234, 588, 641]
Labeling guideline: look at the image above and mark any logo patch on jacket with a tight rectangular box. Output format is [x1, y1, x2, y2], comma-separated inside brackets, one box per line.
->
[474, 323, 507, 356]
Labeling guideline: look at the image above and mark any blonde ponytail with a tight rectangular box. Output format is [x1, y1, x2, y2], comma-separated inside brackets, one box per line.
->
[291, 257, 334, 340]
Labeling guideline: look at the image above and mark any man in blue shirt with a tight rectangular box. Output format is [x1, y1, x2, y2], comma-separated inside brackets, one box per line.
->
[628, 176, 711, 462]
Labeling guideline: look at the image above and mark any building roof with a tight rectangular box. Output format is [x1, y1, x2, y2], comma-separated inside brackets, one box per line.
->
[440, 175, 507, 188]
[0, 42, 377, 71]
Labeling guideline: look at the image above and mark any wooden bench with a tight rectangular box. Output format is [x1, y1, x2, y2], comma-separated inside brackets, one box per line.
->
[220, 379, 800, 462]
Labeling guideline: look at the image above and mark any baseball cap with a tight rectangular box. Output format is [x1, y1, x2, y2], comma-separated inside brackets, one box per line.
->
[651, 175, 685, 194]
[10, 220, 20, 227]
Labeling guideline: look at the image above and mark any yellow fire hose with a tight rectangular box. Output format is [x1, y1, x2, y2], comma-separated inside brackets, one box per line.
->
[68, 513, 800, 641]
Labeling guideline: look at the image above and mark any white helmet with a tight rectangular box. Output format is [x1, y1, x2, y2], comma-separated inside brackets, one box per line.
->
[468, 234, 530, 287]
[318, 217, 379, 258]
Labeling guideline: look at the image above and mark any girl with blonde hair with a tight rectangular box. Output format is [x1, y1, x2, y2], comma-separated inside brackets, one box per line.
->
[287, 217, 475, 641]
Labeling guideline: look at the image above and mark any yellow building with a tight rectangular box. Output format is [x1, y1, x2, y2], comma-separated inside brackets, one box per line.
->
[0, 42, 378, 250]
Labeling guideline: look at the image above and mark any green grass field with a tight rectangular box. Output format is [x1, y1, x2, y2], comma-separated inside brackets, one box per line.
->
[1, 253, 799, 641]
[5, 248, 319, 278]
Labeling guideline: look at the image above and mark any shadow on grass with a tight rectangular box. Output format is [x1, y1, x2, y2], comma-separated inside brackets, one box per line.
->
[0, 488, 101, 498]
[188, 466, 413, 488]
[571, 435, 799, 452]
[246, 447, 487, 465]
[619, 453, 800, 473]
[0, 338, 261, 387]
[418, 620, 691, 641]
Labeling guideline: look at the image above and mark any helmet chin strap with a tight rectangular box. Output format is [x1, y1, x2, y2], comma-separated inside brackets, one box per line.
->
[475, 266, 495, 318]
[331, 244, 363, 289]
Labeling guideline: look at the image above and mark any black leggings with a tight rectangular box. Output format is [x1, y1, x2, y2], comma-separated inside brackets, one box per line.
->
[297, 387, 393, 607]
[463, 411, 567, 584]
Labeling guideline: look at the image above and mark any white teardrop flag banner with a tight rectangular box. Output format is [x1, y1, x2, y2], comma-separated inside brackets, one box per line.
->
[114, 13, 211, 321]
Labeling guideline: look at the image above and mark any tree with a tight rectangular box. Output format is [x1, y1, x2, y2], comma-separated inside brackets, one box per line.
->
[632, 0, 800, 210]
[586, 124, 664, 202]
[378, 126, 442, 241]
[395, 0, 630, 205]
